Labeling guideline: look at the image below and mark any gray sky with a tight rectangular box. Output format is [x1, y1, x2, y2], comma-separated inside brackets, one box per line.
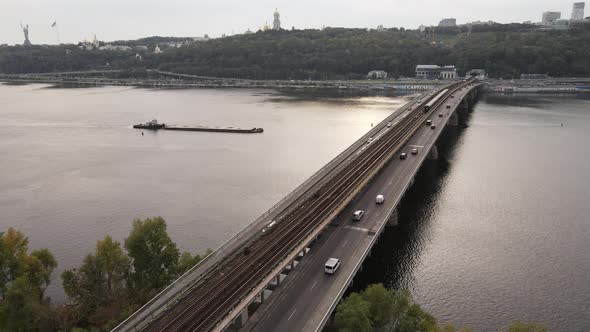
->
[0, 0, 583, 45]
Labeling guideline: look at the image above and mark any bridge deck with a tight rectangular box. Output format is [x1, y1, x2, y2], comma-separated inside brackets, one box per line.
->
[113, 88, 440, 332]
[243, 84, 479, 332]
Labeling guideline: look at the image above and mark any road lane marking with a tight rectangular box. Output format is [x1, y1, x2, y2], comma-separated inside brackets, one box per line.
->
[288, 309, 297, 321]
[341, 240, 349, 247]
[310, 281, 318, 290]
[344, 225, 369, 232]
[409, 145, 424, 148]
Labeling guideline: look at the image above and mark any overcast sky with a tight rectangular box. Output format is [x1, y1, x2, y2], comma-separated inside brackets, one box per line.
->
[0, 0, 583, 45]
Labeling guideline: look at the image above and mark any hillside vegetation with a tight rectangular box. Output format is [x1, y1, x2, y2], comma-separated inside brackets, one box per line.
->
[1, 23, 589, 79]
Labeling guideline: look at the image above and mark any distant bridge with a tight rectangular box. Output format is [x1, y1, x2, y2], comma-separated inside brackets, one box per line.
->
[112, 78, 481, 332]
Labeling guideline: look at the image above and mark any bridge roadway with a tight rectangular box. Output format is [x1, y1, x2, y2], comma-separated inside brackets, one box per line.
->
[114, 80, 479, 332]
[113, 87, 440, 332]
[243, 83, 479, 332]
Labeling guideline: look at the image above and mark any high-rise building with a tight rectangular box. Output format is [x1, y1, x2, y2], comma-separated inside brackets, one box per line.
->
[438, 18, 457, 27]
[542, 11, 561, 25]
[571, 2, 585, 21]
[273, 9, 281, 30]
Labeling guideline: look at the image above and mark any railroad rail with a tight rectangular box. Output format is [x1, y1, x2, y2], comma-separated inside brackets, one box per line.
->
[142, 79, 476, 332]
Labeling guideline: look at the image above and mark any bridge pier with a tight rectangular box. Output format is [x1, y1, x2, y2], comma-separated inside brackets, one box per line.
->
[387, 208, 398, 227]
[428, 145, 439, 160]
[239, 307, 249, 327]
[448, 109, 459, 126]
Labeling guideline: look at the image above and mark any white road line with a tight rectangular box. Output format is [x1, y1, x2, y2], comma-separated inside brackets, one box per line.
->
[310, 281, 318, 290]
[341, 240, 349, 247]
[288, 309, 297, 321]
[408, 145, 425, 148]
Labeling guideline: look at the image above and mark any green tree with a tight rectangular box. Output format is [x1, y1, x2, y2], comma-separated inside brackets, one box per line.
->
[63, 254, 108, 311]
[0, 235, 12, 299]
[23, 249, 57, 299]
[0, 277, 41, 330]
[124, 217, 179, 291]
[508, 321, 548, 332]
[361, 283, 393, 327]
[177, 248, 212, 275]
[334, 292, 372, 332]
[2, 228, 29, 286]
[96, 235, 130, 293]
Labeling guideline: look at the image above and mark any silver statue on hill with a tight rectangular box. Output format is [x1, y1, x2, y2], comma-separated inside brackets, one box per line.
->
[21, 23, 31, 46]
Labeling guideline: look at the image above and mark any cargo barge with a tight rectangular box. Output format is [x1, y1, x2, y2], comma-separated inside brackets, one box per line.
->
[133, 119, 263, 134]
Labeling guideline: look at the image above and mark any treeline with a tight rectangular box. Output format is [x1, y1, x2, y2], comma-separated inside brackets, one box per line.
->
[1, 23, 590, 79]
[0, 217, 210, 331]
[332, 283, 547, 332]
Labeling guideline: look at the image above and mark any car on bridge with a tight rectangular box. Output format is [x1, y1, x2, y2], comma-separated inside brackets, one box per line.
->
[400, 152, 407, 160]
[426, 120, 432, 126]
[376, 194, 385, 204]
[431, 125, 436, 129]
[411, 148, 419, 155]
[439, 113, 443, 117]
[324, 258, 341, 275]
[353, 210, 364, 221]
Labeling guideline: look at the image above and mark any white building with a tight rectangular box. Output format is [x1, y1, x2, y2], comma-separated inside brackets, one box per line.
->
[542, 11, 561, 25]
[153, 44, 162, 54]
[273, 9, 281, 30]
[438, 18, 457, 27]
[416, 65, 457, 79]
[367, 70, 387, 79]
[571, 2, 585, 21]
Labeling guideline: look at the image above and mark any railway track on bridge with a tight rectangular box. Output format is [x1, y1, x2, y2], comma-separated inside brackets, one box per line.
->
[145, 79, 475, 332]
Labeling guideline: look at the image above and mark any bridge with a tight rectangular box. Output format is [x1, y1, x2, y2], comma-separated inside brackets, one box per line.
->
[113, 79, 481, 332]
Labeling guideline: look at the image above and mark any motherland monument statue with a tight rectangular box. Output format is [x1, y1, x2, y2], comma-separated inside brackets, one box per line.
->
[21, 23, 32, 46]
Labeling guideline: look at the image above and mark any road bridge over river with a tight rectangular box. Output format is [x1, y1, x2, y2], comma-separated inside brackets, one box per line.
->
[113, 79, 481, 332]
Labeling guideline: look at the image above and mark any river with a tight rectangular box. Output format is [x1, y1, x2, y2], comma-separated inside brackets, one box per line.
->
[1, 83, 588, 331]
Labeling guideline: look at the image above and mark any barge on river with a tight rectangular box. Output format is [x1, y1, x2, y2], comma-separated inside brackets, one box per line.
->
[133, 119, 263, 134]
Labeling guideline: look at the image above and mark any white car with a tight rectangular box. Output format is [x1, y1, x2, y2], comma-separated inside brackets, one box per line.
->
[376, 195, 385, 204]
[325, 258, 341, 275]
[353, 210, 365, 221]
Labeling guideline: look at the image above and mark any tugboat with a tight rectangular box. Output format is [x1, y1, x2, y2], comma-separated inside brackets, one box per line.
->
[133, 119, 165, 130]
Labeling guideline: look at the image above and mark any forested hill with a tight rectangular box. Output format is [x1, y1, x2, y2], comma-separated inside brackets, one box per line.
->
[1, 23, 590, 79]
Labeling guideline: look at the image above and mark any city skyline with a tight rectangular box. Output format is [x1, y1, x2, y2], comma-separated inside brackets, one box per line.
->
[0, 0, 585, 45]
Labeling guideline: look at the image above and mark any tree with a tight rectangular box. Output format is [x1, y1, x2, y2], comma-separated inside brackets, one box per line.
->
[334, 292, 372, 332]
[0, 277, 41, 330]
[361, 283, 393, 327]
[66, 254, 108, 310]
[2, 228, 28, 288]
[24, 249, 57, 299]
[124, 217, 179, 291]
[96, 236, 130, 293]
[177, 248, 212, 275]
[0, 235, 12, 299]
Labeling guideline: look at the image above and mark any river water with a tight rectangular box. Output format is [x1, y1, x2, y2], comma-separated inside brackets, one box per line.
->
[1, 84, 588, 331]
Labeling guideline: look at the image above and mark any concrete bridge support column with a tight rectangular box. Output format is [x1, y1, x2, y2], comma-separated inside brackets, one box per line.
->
[387, 208, 399, 227]
[448, 111, 459, 126]
[428, 145, 439, 160]
[461, 98, 470, 110]
[238, 307, 249, 327]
